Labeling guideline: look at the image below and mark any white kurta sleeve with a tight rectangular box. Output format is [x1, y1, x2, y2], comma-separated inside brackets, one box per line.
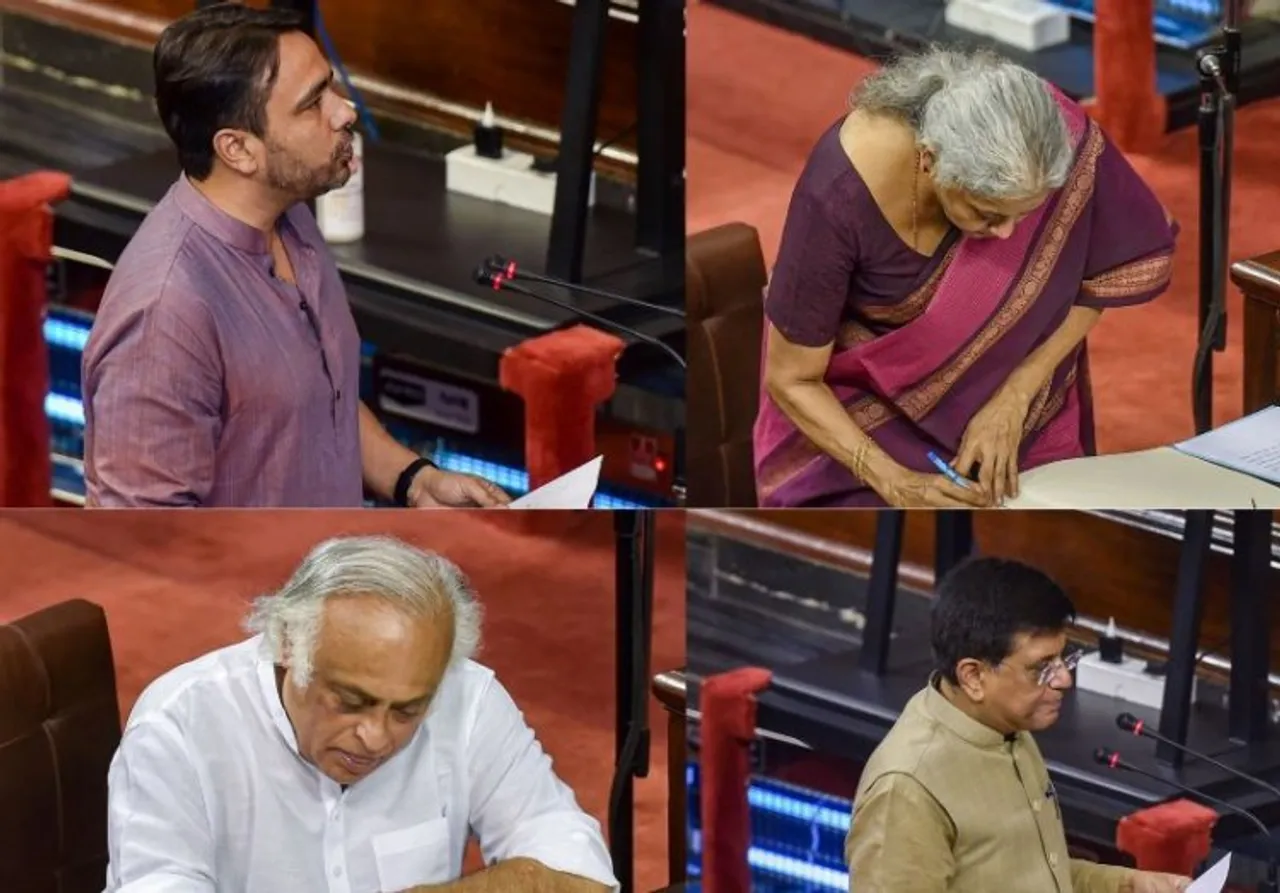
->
[105, 717, 218, 893]
[465, 675, 619, 890]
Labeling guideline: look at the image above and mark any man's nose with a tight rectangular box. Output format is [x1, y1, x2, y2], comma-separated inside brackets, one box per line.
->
[1049, 663, 1074, 690]
[333, 98, 357, 131]
[355, 714, 390, 753]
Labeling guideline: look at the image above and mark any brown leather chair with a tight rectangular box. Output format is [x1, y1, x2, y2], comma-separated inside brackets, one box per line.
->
[0, 599, 121, 893]
[686, 223, 768, 508]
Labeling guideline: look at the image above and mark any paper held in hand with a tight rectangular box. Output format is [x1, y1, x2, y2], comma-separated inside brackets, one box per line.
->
[1187, 853, 1230, 893]
[509, 456, 604, 509]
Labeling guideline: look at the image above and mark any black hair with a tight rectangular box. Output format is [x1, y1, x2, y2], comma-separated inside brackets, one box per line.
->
[153, 2, 306, 180]
[930, 556, 1075, 685]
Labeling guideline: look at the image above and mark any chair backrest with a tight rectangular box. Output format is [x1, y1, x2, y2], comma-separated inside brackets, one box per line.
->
[0, 598, 121, 893]
[686, 223, 767, 507]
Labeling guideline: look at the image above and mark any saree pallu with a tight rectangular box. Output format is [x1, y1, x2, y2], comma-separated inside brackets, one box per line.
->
[753, 94, 1177, 508]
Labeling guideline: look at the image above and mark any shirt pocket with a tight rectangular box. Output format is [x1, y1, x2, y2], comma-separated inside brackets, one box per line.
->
[371, 816, 453, 891]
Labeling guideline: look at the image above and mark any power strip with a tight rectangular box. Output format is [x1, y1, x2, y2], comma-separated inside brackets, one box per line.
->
[944, 0, 1070, 52]
[444, 145, 596, 217]
[1074, 652, 1195, 711]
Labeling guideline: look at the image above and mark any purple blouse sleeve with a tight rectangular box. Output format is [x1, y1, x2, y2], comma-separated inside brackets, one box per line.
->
[764, 189, 861, 347]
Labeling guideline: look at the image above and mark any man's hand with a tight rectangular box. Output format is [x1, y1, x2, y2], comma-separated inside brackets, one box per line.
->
[953, 382, 1034, 506]
[1128, 871, 1192, 893]
[408, 466, 512, 508]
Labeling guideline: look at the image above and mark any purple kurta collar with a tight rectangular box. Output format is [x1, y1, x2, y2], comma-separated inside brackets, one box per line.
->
[173, 174, 275, 256]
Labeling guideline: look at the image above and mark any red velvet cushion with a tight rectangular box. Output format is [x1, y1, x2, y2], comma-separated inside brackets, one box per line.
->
[498, 324, 623, 489]
[698, 667, 772, 893]
[1116, 798, 1218, 876]
[0, 171, 69, 507]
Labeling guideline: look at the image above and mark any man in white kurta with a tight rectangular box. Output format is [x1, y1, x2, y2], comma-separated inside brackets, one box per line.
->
[103, 536, 617, 893]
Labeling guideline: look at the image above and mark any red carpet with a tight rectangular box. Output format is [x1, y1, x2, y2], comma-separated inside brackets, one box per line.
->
[0, 509, 684, 891]
[688, 2, 1280, 452]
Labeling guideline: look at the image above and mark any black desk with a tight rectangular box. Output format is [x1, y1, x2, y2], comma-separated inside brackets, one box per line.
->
[52, 142, 685, 417]
[686, 511, 1280, 865]
[761, 649, 1280, 851]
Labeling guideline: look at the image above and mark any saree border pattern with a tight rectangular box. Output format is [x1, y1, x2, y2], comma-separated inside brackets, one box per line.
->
[1079, 253, 1173, 302]
[860, 241, 961, 325]
[757, 122, 1109, 503]
[894, 121, 1105, 423]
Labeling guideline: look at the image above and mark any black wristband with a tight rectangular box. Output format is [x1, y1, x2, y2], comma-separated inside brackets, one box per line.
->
[393, 457, 437, 507]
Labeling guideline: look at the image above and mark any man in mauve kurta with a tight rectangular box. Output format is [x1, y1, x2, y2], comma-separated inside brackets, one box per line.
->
[82, 3, 509, 509]
[846, 558, 1191, 893]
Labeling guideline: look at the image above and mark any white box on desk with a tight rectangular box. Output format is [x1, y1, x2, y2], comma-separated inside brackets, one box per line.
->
[1075, 652, 1194, 712]
[445, 145, 596, 217]
[945, 0, 1070, 52]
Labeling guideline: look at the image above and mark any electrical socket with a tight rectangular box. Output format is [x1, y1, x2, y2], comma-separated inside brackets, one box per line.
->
[1075, 652, 1194, 711]
[444, 144, 595, 217]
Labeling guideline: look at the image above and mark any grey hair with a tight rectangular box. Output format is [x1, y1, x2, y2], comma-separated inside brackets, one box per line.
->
[852, 46, 1072, 200]
[244, 535, 483, 687]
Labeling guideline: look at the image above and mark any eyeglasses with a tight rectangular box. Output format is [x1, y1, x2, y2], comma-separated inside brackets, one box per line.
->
[1028, 649, 1086, 687]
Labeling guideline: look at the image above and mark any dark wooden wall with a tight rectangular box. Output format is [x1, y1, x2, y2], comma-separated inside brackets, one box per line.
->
[701, 509, 1280, 670]
[1, 0, 640, 154]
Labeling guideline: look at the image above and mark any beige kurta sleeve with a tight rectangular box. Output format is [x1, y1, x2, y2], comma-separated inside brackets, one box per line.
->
[845, 772, 956, 893]
[1070, 858, 1136, 893]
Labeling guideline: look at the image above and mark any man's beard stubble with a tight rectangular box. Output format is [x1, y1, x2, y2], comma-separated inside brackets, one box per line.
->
[263, 137, 351, 201]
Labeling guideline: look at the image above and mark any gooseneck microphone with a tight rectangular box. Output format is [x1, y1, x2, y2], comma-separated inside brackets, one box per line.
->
[1095, 747, 1278, 893]
[472, 265, 687, 370]
[481, 255, 685, 318]
[1116, 712, 1280, 799]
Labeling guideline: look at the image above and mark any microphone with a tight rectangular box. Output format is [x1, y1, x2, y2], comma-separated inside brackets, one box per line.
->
[481, 255, 685, 318]
[472, 265, 686, 370]
[1116, 712, 1280, 799]
[1190, 0, 1242, 433]
[1095, 747, 1278, 892]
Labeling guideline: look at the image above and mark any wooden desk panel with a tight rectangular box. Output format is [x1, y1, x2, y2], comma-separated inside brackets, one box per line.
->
[0, 0, 640, 157]
[691, 508, 1280, 670]
[1232, 249, 1280, 413]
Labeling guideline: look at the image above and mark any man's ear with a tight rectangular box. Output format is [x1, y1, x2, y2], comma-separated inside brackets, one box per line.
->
[954, 658, 987, 702]
[212, 127, 261, 177]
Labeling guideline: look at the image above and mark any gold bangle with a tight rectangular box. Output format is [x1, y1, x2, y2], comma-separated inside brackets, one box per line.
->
[850, 441, 869, 481]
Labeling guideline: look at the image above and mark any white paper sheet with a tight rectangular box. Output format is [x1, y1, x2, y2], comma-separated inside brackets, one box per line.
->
[1005, 446, 1280, 509]
[509, 456, 603, 509]
[1187, 853, 1231, 893]
[1174, 405, 1280, 485]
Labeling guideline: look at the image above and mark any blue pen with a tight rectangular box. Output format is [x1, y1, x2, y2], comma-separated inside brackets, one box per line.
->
[927, 451, 970, 489]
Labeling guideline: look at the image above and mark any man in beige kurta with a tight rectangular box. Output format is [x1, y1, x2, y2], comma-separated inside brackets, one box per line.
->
[845, 557, 1191, 893]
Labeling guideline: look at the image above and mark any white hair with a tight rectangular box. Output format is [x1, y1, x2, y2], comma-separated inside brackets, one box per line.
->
[244, 535, 482, 687]
[852, 46, 1073, 200]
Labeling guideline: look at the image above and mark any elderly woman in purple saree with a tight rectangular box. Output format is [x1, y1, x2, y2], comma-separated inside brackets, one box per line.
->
[753, 50, 1176, 508]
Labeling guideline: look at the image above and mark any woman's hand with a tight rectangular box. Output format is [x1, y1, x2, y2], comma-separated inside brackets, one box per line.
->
[873, 465, 993, 508]
[953, 384, 1035, 506]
